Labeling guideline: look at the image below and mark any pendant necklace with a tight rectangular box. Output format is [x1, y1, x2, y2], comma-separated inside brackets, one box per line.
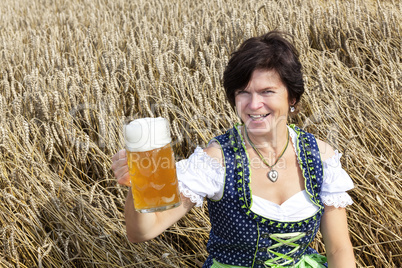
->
[244, 126, 289, 182]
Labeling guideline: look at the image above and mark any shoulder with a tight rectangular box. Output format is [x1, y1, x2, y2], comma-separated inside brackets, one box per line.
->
[290, 125, 335, 162]
[315, 138, 335, 162]
[203, 141, 224, 166]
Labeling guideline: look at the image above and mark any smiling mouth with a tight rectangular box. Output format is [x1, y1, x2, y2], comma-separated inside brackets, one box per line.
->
[249, 114, 269, 121]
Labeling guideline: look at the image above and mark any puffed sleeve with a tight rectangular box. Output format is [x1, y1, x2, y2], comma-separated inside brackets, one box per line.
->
[176, 147, 225, 207]
[321, 150, 354, 208]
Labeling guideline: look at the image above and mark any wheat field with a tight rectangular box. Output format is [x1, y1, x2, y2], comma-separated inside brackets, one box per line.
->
[0, 0, 400, 267]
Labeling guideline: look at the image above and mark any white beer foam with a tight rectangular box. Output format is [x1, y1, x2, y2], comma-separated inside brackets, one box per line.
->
[124, 117, 171, 152]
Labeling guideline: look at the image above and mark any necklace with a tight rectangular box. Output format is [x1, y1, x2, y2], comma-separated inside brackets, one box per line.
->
[244, 126, 289, 182]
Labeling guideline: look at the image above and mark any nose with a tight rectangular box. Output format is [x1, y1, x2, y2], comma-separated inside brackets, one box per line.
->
[249, 93, 263, 110]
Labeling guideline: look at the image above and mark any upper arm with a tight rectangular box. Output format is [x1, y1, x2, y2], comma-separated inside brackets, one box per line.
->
[320, 206, 351, 251]
[320, 205, 356, 267]
[318, 139, 356, 265]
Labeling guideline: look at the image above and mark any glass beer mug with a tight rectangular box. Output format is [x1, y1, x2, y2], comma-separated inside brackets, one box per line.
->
[124, 117, 181, 213]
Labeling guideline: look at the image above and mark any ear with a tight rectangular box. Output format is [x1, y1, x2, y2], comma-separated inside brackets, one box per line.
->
[289, 98, 296, 106]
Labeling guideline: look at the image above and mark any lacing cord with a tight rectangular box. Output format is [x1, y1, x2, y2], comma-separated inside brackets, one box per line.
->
[264, 232, 306, 267]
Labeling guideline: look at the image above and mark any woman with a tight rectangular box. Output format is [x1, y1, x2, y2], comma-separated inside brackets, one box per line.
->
[112, 31, 356, 267]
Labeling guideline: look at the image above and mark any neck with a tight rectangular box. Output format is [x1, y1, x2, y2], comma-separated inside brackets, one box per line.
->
[243, 124, 289, 154]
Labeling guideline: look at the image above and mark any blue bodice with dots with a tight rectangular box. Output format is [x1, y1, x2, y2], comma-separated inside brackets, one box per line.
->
[203, 124, 326, 268]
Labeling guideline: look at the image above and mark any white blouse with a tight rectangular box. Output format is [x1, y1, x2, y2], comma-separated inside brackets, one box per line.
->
[176, 127, 354, 221]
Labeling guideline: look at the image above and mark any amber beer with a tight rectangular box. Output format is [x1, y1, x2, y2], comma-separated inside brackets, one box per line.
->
[124, 118, 181, 213]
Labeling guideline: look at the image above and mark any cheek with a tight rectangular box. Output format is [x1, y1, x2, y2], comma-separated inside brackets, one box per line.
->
[234, 104, 242, 117]
[234, 97, 243, 109]
[234, 100, 246, 118]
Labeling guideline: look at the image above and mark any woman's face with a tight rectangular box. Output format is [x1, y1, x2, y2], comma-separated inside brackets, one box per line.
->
[234, 69, 293, 136]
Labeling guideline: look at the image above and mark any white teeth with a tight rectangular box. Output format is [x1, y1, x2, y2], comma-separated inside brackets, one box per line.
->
[250, 114, 269, 119]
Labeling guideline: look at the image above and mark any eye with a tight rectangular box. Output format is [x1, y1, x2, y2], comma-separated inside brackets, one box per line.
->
[262, 90, 274, 94]
[235, 90, 247, 95]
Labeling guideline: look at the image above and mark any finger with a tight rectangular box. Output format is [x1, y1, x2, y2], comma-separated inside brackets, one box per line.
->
[112, 149, 126, 162]
[113, 164, 129, 180]
[111, 149, 125, 164]
[116, 166, 131, 186]
[111, 158, 127, 172]
[111, 154, 128, 172]
[113, 163, 131, 185]
[117, 173, 131, 186]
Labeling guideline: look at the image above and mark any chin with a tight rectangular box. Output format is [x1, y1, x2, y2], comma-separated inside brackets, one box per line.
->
[246, 123, 273, 133]
[245, 117, 271, 128]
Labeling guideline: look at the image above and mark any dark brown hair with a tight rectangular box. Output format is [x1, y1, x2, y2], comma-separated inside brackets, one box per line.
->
[223, 31, 304, 108]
